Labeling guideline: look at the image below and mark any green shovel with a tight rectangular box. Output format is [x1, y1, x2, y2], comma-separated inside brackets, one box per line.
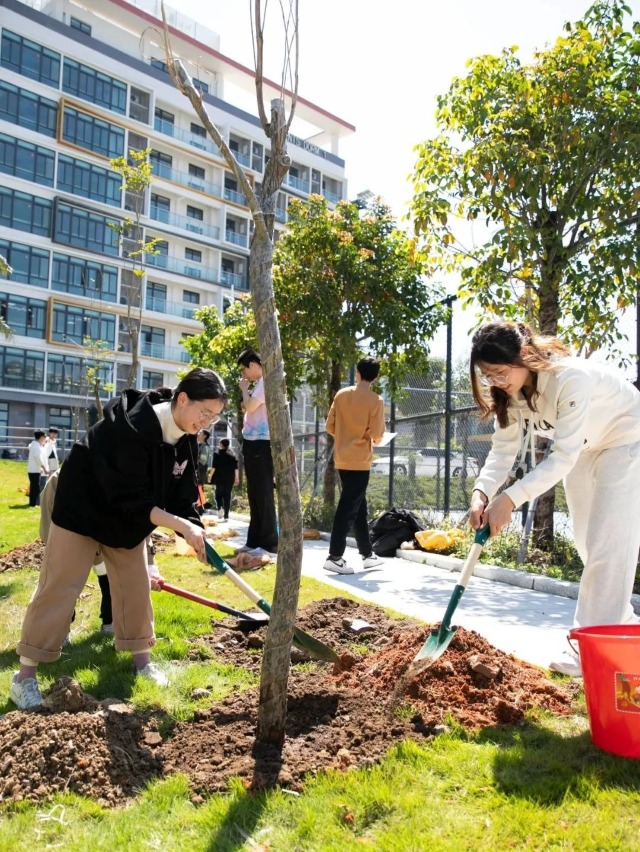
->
[204, 540, 339, 663]
[409, 525, 491, 673]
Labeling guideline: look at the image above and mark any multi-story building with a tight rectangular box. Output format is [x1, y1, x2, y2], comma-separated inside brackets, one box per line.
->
[0, 0, 352, 453]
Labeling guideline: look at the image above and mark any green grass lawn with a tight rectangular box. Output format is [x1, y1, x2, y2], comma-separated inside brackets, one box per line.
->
[1, 459, 640, 851]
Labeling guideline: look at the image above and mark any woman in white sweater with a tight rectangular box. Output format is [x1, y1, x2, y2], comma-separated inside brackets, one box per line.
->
[469, 321, 640, 676]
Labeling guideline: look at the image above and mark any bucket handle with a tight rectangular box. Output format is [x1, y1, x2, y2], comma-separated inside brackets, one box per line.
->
[566, 634, 580, 657]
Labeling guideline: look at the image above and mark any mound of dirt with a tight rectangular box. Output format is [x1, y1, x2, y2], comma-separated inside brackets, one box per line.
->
[0, 680, 163, 805]
[0, 599, 576, 805]
[0, 540, 44, 573]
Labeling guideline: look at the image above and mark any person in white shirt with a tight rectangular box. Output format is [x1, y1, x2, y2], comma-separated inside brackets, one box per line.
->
[469, 320, 640, 677]
[26, 430, 49, 507]
[45, 427, 59, 473]
[237, 349, 278, 553]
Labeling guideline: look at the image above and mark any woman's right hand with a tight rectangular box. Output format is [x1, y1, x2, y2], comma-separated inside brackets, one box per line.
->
[469, 490, 488, 530]
[182, 522, 207, 564]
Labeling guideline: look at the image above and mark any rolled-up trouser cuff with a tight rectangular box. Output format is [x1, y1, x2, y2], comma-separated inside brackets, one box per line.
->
[16, 641, 61, 663]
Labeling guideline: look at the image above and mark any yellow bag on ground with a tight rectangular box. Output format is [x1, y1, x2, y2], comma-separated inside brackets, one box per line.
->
[415, 528, 465, 552]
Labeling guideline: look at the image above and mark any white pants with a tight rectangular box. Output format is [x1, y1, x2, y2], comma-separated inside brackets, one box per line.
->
[564, 441, 640, 627]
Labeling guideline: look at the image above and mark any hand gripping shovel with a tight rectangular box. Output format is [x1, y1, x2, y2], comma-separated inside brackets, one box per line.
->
[204, 540, 339, 663]
[410, 525, 491, 673]
[156, 580, 270, 629]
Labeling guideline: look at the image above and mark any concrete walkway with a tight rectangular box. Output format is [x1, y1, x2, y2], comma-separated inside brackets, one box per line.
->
[225, 516, 582, 671]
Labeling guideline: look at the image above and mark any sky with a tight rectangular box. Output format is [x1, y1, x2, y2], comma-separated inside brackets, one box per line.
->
[170, 0, 639, 364]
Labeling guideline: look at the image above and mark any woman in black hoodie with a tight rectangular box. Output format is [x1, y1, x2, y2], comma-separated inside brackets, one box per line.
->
[10, 368, 226, 710]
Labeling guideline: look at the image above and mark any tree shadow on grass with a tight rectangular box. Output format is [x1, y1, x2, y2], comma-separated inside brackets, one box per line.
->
[476, 720, 640, 804]
[205, 788, 268, 852]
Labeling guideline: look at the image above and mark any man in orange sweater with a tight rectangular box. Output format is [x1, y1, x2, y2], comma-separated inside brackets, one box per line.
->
[324, 356, 386, 574]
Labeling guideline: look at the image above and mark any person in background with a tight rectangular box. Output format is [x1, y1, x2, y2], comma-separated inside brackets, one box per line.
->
[9, 367, 226, 710]
[196, 428, 211, 486]
[323, 356, 386, 575]
[45, 428, 59, 474]
[209, 438, 239, 520]
[468, 320, 640, 677]
[26, 430, 49, 508]
[237, 349, 278, 553]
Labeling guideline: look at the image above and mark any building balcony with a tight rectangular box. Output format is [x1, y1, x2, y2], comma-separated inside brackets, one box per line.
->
[154, 117, 220, 159]
[220, 269, 246, 289]
[223, 187, 246, 205]
[150, 162, 223, 201]
[141, 340, 191, 363]
[288, 174, 309, 192]
[145, 252, 218, 283]
[224, 230, 248, 248]
[149, 205, 221, 241]
[145, 296, 198, 320]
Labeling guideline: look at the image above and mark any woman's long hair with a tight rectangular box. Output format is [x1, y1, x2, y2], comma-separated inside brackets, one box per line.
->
[470, 321, 569, 427]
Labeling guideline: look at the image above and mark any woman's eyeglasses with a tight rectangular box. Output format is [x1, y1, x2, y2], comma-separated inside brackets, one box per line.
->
[193, 403, 221, 425]
[478, 367, 512, 388]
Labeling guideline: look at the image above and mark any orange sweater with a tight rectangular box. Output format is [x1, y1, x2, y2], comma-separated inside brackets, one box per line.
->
[326, 384, 385, 470]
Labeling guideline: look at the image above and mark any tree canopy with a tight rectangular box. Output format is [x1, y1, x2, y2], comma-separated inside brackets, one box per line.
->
[410, 0, 640, 355]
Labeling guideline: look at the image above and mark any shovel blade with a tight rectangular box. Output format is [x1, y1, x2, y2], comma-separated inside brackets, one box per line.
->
[409, 624, 459, 674]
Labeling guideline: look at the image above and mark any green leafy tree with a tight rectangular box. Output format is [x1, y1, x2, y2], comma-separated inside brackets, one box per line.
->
[410, 0, 640, 354]
[273, 194, 446, 501]
[410, 0, 640, 546]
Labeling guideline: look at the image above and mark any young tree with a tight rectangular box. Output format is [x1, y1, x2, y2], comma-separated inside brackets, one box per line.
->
[410, 0, 640, 544]
[159, 0, 303, 745]
[109, 148, 158, 389]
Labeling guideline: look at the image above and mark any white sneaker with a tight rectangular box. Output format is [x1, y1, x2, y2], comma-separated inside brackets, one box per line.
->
[549, 651, 582, 677]
[10, 673, 43, 709]
[136, 663, 169, 686]
[217, 507, 225, 520]
[362, 553, 385, 569]
[322, 556, 353, 574]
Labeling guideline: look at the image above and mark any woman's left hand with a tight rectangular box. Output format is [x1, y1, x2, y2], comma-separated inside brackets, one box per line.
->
[482, 493, 515, 537]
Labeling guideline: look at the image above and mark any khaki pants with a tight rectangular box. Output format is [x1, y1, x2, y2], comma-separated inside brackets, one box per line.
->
[17, 523, 155, 662]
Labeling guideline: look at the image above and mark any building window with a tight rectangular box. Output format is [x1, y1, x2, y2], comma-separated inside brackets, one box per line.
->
[142, 369, 164, 389]
[51, 302, 116, 348]
[46, 353, 110, 395]
[62, 58, 127, 115]
[0, 81, 58, 138]
[51, 254, 117, 302]
[190, 122, 206, 138]
[150, 58, 168, 73]
[188, 163, 205, 180]
[186, 205, 204, 221]
[0, 240, 50, 289]
[183, 290, 200, 304]
[192, 77, 209, 94]
[0, 187, 51, 237]
[0, 133, 55, 186]
[129, 87, 150, 124]
[252, 142, 264, 172]
[52, 201, 120, 256]
[0, 345, 45, 390]
[69, 17, 92, 36]
[146, 282, 167, 312]
[0, 292, 46, 338]
[141, 325, 165, 359]
[0, 30, 60, 87]
[62, 106, 125, 159]
[150, 150, 173, 179]
[185, 248, 202, 263]
[150, 193, 171, 222]
[154, 107, 174, 134]
[57, 154, 122, 207]
[48, 407, 72, 431]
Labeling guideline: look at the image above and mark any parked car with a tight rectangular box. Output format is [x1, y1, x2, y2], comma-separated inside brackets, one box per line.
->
[371, 447, 479, 478]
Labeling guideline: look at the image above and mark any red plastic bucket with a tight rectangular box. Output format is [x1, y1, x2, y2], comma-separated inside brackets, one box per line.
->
[569, 625, 640, 759]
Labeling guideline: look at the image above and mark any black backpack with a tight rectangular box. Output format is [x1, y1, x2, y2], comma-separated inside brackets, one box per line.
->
[368, 508, 425, 557]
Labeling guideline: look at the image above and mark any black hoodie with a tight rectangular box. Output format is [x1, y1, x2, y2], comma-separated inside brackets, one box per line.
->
[52, 389, 202, 548]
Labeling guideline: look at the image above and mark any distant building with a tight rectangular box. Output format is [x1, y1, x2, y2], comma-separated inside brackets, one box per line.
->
[0, 0, 352, 450]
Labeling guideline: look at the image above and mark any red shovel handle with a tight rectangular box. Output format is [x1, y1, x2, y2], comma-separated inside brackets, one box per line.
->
[157, 580, 268, 622]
